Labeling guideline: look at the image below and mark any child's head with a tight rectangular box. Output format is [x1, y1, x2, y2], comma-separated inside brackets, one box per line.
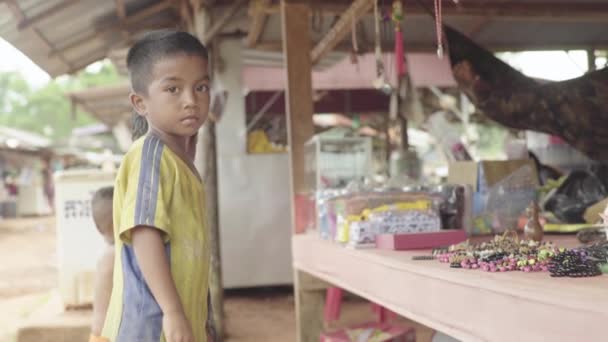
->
[127, 30, 210, 139]
[92, 186, 114, 245]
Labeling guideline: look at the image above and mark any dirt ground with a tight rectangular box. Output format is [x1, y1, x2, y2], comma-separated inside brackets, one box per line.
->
[0, 216, 404, 342]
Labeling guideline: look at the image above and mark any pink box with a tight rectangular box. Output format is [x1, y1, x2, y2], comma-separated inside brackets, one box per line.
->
[320, 322, 415, 342]
[375, 230, 467, 250]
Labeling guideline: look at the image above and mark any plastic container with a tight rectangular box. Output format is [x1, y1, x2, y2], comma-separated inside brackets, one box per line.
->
[54, 169, 115, 308]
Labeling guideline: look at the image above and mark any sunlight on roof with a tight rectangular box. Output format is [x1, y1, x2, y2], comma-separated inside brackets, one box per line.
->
[498, 50, 588, 81]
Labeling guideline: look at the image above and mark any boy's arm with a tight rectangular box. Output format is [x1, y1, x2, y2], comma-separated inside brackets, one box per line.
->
[91, 248, 114, 336]
[131, 226, 193, 342]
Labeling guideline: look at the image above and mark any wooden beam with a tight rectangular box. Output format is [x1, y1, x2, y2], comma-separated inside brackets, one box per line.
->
[202, 0, 246, 45]
[179, 0, 194, 32]
[49, 31, 107, 58]
[48, 17, 177, 58]
[48, 0, 178, 58]
[245, 0, 270, 48]
[467, 18, 492, 39]
[6, 0, 72, 69]
[259, 39, 608, 54]
[67, 46, 111, 74]
[438, 1, 608, 21]
[587, 49, 597, 72]
[281, 0, 314, 233]
[264, 1, 608, 21]
[17, 0, 79, 31]
[123, 0, 175, 26]
[115, 0, 127, 19]
[189, 0, 202, 11]
[257, 39, 394, 54]
[310, 0, 373, 65]
[192, 7, 225, 342]
[293, 271, 325, 342]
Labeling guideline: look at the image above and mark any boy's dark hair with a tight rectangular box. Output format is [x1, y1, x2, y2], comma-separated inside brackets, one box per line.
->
[126, 29, 209, 95]
[131, 111, 148, 141]
[92, 186, 113, 204]
[127, 29, 208, 140]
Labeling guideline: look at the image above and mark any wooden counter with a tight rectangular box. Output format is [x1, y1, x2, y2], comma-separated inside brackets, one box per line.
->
[292, 233, 608, 342]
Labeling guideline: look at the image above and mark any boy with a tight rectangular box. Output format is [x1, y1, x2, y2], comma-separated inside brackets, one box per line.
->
[90, 186, 115, 342]
[101, 30, 213, 342]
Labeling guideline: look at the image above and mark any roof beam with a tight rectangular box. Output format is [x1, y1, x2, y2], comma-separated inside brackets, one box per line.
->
[245, 0, 270, 48]
[17, 0, 79, 31]
[48, 17, 177, 58]
[115, 0, 127, 19]
[266, 1, 608, 21]
[310, 0, 373, 65]
[260, 39, 608, 54]
[202, 0, 246, 44]
[123, 0, 175, 26]
[67, 46, 114, 75]
[179, 0, 194, 32]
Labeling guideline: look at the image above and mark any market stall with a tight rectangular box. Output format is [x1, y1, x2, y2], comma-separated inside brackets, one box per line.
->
[292, 234, 608, 342]
[3, 1, 608, 341]
[277, 1, 608, 341]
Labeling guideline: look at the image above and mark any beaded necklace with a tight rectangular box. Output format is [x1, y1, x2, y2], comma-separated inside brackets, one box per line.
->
[421, 232, 608, 278]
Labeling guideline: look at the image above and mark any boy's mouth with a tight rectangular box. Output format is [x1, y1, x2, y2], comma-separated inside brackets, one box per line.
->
[181, 115, 200, 125]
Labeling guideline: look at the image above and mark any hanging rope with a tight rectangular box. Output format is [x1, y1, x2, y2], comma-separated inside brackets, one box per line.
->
[374, 0, 383, 78]
[351, 16, 359, 53]
[434, 0, 444, 58]
[392, 0, 405, 76]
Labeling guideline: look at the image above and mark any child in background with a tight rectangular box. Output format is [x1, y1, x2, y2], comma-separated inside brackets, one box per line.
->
[90, 186, 115, 342]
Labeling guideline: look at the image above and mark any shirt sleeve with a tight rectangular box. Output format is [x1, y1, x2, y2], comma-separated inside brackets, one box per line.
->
[117, 137, 173, 244]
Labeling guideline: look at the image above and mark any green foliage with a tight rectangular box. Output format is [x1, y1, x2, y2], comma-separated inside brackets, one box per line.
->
[0, 60, 124, 143]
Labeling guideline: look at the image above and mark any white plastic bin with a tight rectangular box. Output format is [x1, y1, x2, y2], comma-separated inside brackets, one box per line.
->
[54, 169, 115, 308]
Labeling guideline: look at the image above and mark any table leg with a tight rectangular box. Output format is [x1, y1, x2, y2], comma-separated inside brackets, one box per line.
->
[294, 270, 328, 342]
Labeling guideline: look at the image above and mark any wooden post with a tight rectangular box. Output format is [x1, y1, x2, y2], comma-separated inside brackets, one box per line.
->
[294, 271, 328, 342]
[281, 2, 325, 342]
[281, 0, 314, 234]
[193, 7, 225, 341]
[587, 48, 597, 72]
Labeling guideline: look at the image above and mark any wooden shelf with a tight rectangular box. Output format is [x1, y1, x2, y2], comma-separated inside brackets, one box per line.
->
[292, 233, 608, 342]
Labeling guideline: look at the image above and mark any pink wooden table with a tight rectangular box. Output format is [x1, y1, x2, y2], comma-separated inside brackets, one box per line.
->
[292, 234, 608, 342]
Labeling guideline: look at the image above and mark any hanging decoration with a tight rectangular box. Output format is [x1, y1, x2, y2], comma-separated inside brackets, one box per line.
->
[373, 0, 384, 79]
[372, 0, 391, 93]
[350, 16, 359, 64]
[434, 0, 444, 58]
[391, 0, 406, 77]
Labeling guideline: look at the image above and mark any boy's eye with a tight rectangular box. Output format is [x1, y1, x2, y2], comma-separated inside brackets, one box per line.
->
[196, 84, 209, 92]
[166, 86, 178, 93]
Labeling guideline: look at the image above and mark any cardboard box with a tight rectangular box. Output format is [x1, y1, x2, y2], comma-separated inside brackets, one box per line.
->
[448, 160, 538, 193]
[448, 160, 539, 235]
[584, 198, 608, 223]
[320, 322, 415, 342]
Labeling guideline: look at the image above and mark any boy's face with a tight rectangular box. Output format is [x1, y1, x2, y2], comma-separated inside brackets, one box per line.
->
[131, 54, 210, 138]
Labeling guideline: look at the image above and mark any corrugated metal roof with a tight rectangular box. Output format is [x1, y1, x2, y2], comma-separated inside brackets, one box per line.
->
[67, 83, 132, 126]
[0, 0, 180, 77]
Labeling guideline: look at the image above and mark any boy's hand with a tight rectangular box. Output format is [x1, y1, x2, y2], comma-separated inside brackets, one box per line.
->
[163, 311, 194, 342]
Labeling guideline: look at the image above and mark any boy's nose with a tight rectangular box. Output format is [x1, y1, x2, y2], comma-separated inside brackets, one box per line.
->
[183, 89, 196, 104]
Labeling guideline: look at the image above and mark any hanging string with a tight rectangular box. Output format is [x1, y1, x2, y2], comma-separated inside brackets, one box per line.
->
[434, 0, 444, 58]
[392, 0, 405, 77]
[351, 17, 359, 53]
[374, 0, 384, 78]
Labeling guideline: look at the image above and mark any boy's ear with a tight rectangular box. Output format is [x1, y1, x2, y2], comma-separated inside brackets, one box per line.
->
[130, 92, 147, 116]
